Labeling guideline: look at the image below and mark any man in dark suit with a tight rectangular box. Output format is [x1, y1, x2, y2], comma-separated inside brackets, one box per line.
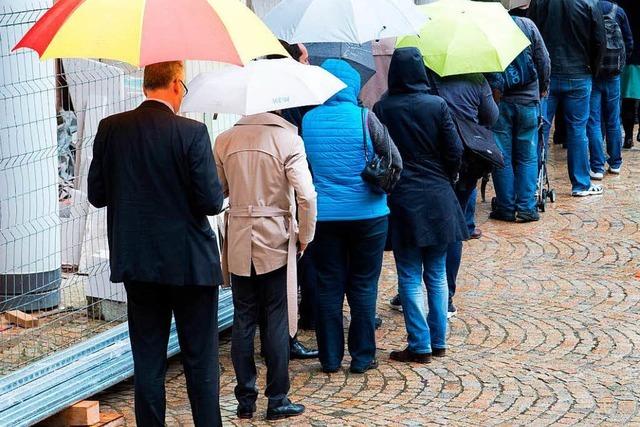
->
[88, 61, 224, 427]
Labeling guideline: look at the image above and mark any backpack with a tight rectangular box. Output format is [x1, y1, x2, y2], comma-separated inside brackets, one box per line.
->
[502, 17, 538, 91]
[601, 3, 626, 76]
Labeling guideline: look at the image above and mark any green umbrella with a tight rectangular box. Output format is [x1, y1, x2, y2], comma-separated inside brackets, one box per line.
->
[396, 0, 530, 77]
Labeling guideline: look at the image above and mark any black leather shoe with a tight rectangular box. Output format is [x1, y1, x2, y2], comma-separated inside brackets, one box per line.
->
[390, 348, 432, 364]
[432, 348, 446, 358]
[266, 402, 305, 420]
[350, 359, 378, 374]
[515, 211, 540, 223]
[469, 228, 482, 239]
[290, 338, 319, 360]
[322, 365, 340, 373]
[237, 403, 256, 420]
[490, 210, 516, 222]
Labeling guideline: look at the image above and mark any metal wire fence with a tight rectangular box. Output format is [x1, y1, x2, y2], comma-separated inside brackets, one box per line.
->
[0, 1, 239, 376]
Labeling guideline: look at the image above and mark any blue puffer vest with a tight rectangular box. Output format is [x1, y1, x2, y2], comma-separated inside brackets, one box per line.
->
[302, 59, 389, 222]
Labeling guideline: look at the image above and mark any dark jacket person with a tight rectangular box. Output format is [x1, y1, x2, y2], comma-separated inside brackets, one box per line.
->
[529, 0, 607, 196]
[374, 47, 466, 363]
[88, 61, 224, 427]
[529, 0, 606, 76]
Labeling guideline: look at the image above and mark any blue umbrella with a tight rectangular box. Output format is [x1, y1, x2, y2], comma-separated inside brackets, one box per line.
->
[306, 42, 376, 85]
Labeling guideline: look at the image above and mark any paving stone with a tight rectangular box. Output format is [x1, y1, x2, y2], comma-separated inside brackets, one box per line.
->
[96, 145, 640, 425]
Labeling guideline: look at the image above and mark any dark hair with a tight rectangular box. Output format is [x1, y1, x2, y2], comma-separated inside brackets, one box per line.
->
[266, 40, 303, 61]
[143, 61, 184, 90]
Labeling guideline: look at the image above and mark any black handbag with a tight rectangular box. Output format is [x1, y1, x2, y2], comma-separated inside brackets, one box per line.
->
[453, 114, 504, 170]
[360, 109, 399, 194]
[426, 71, 504, 181]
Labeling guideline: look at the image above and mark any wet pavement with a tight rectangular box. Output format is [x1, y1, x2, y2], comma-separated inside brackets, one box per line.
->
[97, 143, 640, 426]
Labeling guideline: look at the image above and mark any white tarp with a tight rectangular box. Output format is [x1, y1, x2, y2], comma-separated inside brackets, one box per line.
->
[63, 58, 143, 302]
[0, 0, 60, 278]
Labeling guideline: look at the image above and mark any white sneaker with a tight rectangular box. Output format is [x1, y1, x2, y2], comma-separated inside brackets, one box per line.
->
[608, 166, 621, 174]
[589, 170, 604, 180]
[572, 184, 604, 197]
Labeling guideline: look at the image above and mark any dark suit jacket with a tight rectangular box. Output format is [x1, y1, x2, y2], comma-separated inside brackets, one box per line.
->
[88, 101, 224, 287]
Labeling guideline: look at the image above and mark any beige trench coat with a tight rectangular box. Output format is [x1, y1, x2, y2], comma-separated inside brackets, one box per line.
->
[214, 113, 317, 337]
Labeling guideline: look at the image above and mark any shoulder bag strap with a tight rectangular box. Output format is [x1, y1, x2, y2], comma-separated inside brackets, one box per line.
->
[362, 108, 370, 162]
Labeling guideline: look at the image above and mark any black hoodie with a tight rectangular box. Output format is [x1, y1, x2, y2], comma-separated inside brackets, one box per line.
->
[374, 48, 469, 247]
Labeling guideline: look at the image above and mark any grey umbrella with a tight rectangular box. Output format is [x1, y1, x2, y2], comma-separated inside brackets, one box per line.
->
[306, 42, 376, 86]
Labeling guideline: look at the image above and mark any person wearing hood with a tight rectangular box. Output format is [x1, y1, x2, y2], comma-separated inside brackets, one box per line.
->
[302, 59, 402, 374]
[385, 66, 499, 320]
[374, 47, 466, 363]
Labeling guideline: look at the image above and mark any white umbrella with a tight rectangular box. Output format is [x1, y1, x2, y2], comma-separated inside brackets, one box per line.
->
[181, 58, 346, 116]
[263, 0, 427, 44]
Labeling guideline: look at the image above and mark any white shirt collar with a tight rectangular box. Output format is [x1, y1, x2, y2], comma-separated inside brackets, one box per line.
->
[145, 98, 175, 114]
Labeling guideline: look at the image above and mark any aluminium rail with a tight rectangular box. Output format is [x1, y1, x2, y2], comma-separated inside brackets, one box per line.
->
[0, 288, 233, 427]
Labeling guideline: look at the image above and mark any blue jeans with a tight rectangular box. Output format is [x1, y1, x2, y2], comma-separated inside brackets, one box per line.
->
[392, 222, 448, 353]
[446, 182, 475, 305]
[465, 188, 477, 234]
[587, 75, 623, 172]
[313, 216, 388, 371]
[492, 102, 540, 215]
[542, 75, 593, 192]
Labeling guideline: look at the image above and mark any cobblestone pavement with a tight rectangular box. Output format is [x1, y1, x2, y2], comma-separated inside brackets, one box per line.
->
[97, 144, 640, 426]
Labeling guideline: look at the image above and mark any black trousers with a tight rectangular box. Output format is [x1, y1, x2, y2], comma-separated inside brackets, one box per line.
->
[553, 104, 567, 145]
[622, 98, 639, 142]
[124, 282, 221, 427]
[231, 266, 290, 409]
[298, 241, 318, 328]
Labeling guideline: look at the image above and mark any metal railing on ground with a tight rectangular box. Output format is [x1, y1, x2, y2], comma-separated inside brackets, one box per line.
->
[0, 289, 233, 427]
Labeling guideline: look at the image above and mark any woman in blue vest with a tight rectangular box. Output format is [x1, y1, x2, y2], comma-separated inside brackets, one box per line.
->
[302, 59, 401, 374]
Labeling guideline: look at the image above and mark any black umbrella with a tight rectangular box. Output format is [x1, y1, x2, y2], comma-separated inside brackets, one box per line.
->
[306, 42, 376, 86]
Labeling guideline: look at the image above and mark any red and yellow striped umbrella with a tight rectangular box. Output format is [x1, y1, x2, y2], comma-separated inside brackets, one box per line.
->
[13, 0, 288, 67]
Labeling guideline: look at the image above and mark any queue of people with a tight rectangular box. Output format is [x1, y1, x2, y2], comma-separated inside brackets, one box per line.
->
[86, 0, 640, 425]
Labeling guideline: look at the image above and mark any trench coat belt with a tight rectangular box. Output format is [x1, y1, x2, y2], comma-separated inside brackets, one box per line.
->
[222, 205, 299, 338]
